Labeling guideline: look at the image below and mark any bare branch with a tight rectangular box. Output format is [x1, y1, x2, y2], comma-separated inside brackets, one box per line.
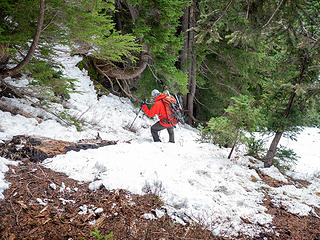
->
[211, 0, 234, 28]
[262, 0, 286, 29]
[201, 62, 240, 95]
[246, 0, 250, 19]
[116, 78, 137, 102]
[93, 58, 121, 96]
[42, 11, 58, 32]
[147, 65, 163, 84]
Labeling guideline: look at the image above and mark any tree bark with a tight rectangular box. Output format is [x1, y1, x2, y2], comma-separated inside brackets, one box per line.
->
[125, 0, 139, 23]
[264, 130, 283, 167]
[0, 0, 45, 82]
[93, 51, 149, 80]
[181, 5, 190, 119]
[228, 129, 239, 159]
[180, 2, 197, 125]
[187, 51, 197, 124]
[0, 44, 10, 72]
[179, 6, 189, 70]
[263, 55, 309, 167]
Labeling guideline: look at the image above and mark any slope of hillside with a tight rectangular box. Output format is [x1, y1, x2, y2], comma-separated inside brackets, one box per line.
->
[1, 46, 320, 239]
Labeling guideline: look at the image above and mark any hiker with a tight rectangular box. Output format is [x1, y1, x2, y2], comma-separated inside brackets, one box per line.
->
[141, 89, 175, 143]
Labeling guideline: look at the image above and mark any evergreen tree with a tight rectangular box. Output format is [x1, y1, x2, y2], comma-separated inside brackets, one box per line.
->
[259, 0, 320, 167]
[115, 0, 190, 96]
[195, 0, 320, 166]
[0, 0, 140, 123]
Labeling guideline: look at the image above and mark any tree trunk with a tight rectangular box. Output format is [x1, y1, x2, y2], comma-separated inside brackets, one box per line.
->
[264, 130, 283, 167]
[93, 51, 149, 80]
[0, 0, 45, 82]
[125, 0, 139, 23]
[179, 6, 189, 70]
[263, 55, 309, 167]
[0, 44, 10, 72]
[187, 52, 197, 124]
[228, 129, 239, 159]
[180, 5, 190, 120]
[180, 2, 197, 125]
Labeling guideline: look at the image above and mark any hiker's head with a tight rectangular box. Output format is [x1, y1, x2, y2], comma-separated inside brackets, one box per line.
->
[151, 89, 161, 99]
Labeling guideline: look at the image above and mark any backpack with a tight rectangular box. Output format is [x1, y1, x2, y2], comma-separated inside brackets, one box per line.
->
[161, 95, 185, 125]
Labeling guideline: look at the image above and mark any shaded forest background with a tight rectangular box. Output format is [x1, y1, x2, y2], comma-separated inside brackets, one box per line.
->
[0, 0, 320, 168]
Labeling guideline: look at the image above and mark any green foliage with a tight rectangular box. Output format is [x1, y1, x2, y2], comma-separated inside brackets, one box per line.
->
[245, 136, 266, 160]
[25, 60, 78, 100]
[166, 69, 188, 95]
[198, 117, 235, 147]
[60, 111, 84, 131]
[225, 95, 265, 131]
[258, 45, 320, 132]
[52, 0, 140, 62]
[134, 67, 163, 100]
[274, 145, 300, 172]
[127, 0, 190, 93]
[199, 95, 265, 148]
[0, 0, 141, 131]
[195, 0, 319, 164]
[0, 0, 140, 64]
[90, 227, 113, 240]
[196, 41, 269, 120]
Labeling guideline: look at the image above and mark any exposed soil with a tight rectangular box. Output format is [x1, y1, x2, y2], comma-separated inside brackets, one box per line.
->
[0, 136, 320, 240]
[264, 196, 320, 240]
[0, 161, 224, 240]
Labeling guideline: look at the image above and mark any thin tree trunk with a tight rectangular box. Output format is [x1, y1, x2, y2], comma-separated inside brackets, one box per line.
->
[264, 130, 283, 167]
[125, 0, 139, 23]
[0, 0, 45, 81]
[180, 6, 189, 70]
[263, 56, 309, 167]
[187, 52, 197, 123]
[0, 44, 10, 72]
[181, 2, 197, 125]
[228, 129, 239, 159]
[181, 5, 190, 117]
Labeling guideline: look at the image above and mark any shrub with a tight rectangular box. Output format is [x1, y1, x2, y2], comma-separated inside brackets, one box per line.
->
[198, 117, 235, 147]
[26, 60, 78, 100]
[274, 145, 299, 172]
[245, 136, 266, 159]
[91, 227, 113, 240]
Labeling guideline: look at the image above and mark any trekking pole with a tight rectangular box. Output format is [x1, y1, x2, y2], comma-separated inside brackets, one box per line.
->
[129, 106, 142, 129]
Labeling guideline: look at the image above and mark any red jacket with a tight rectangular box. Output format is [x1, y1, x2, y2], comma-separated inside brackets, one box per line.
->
[142, 93, 173, 127]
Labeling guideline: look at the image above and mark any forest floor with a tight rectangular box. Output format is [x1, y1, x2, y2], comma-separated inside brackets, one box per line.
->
[0, 136, 320, 240]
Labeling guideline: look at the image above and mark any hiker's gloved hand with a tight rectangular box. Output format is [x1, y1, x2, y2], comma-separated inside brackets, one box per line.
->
[140, 99, 146, 107]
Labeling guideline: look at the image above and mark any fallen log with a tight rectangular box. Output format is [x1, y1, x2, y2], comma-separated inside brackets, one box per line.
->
[0, 135, 117, 162]
[0, 100, 43, 124]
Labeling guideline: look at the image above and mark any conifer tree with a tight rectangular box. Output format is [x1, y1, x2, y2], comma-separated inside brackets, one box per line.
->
[0, 0, 140, 122]
[260, 1, 320, 167]
[111, 0, 189, 98]
[195, 0, 320, 166]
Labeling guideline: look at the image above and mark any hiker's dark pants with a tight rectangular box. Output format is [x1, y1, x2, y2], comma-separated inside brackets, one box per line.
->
[151, 121, 174, 143]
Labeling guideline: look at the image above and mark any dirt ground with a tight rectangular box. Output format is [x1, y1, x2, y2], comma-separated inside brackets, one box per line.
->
[0, 136, 320, 240]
